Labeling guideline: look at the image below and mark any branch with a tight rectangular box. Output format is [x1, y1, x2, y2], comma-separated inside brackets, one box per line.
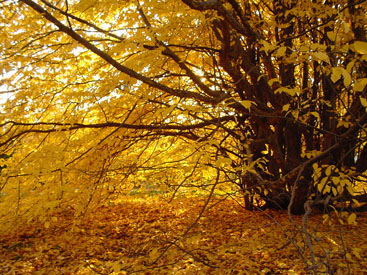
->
[40, 0, 124, 42]
[19, 0, 219, 105]
[136, 2, 224, 99]
[279, 0, 367, 44]
[181, 0, 262, 40]
[0, 116, 234, 146]
[180, 0, 221, 10]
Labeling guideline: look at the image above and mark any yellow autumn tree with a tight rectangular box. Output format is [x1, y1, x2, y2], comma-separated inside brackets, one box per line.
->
[1, 0, 367, 242]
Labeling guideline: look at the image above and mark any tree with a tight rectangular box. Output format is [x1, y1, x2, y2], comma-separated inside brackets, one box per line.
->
[1, 0, 367, 226]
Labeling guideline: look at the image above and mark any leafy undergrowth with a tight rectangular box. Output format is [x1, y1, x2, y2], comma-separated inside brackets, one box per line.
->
[0, 196, 367, 274]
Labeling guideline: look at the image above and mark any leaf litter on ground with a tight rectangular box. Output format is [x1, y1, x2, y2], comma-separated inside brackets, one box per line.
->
[0, 196, 366, 274]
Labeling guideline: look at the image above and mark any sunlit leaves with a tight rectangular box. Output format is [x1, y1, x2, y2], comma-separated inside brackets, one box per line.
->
[260, 40, 277, 54]
[275, 46, 287, 57]
[215, 156, 232, 167]
[326, 31, 337, 42]
[360, 96, 367, 108]
[1, 3, 367, 274]
[312, 163, 356, 197]
[312, 52, 330, 64]
[354, 78, 367, 92]
[331, 67, 351, 87]
[351, 41, 367, 55]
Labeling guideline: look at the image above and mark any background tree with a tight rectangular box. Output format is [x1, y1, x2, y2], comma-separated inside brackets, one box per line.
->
[1, 0, 367, 230]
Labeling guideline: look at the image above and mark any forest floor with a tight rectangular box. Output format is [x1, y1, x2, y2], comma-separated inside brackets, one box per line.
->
[0, 195, 366, 274]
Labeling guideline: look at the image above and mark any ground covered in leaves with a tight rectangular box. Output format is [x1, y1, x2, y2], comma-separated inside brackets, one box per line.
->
[0, 196, 366, 274]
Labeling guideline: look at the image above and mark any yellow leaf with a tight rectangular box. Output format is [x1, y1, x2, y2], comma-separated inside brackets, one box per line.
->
[292, 110, 299, 119]
[216, 156, 232, 167]
[352, 248, 361, 260]
[160, 105, 176, 117]
[268, 78, 280, 86]
[112, 261, 122, 272]
[347, 213, 357, 225]
[300, 45, 309, 52]
[310, 112, 320, 120]
[311, 43, 327, 51]
[282, 104, 290, 112]
[327, 31, 337, 41]
[325, 165, 332, 176]
[346, 253, 352, 261]
[331, 67, 342, 83]
[318, 177, 328, 192]
[44, 221, 50, 229]
[313, 52, 330, 64]
[352, 199, 362, 207]
[342, 70, 352, 86]
[275, 87, 297, 96]
[354, 78, 367, 92]
[149, 248, 160, 259]
[332, 177, 340, 185]
[261, 40, 277, 54]
[240, 100, 255, 109]
[353, 41, 367, 54]
[360, 96, 367, 107]
[346, 60, 356, 73]
[331, 67, 351, 86]
[324, 184, 331, 194]
[276, 46, 287, 57]
[346, 185, 355, 196]
[223, 3, 232, 10]
[337, 119, 353, 128]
